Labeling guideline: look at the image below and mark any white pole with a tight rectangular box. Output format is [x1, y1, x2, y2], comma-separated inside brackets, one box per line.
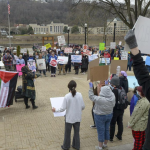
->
[8, 13, 11, 48]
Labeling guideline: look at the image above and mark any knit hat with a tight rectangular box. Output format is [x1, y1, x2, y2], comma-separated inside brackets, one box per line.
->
[110, 76, 120, 86]
[121, 71, 127, 77]
[137, 86, 145, 97]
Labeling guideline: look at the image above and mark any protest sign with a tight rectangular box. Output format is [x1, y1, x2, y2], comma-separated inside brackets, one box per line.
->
[50, 97, 66, 117]
[27, 60, 36, 72]
[142, 56, 147, 61]
[83, 44, 88, 50]
[87, 58, 99, 80]
[101, 58, 110, 64]
[88, 54, 98, 62]
[57, 56, 68, 64]
[119, 41, 122, 45]
[64, 47, 72, 53]
[57, 35, 66, 46]
[0, 61, 4, 67]
[121, 51, 128, 60]
[16, 64, 25, 76]
[71, 55, 82, 63]
[20, 48, 27, 54]
[114, 57, 119, 60]
[50, 60, 57, 67]
[42, 46, 46, 51]
[61, 47, 65, 50]
[45, 43, 51, 49]
[110, 42, 116, 49]
[127, 76, 139, 89]
[84, 50, 92, 56]
[90, 66, 109, 82]
[99, 43, 105, 51]
[36, 59, 46, 70]
[110, 60, 128, 74]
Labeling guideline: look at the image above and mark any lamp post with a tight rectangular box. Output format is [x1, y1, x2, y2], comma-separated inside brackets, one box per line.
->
[105, 33, 107, 46]
[113, 18, 117, 42]
[67, 27, 70, 46]
[85, 23, 87, 44]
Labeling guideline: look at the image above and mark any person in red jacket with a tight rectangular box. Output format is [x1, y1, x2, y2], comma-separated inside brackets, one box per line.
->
[104, 50, 111, 60]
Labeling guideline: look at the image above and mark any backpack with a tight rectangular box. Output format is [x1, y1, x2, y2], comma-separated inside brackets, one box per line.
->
[117, 87, 128, 109]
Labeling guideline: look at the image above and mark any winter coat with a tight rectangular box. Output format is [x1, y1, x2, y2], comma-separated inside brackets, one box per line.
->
[119, 76, 129, 93]
[104, 53, 111, 60]
[82, 56, 88, 69]
[128, 97, 150, 131]
[89, 86, 116, 115]
[22, 55, 29, 65]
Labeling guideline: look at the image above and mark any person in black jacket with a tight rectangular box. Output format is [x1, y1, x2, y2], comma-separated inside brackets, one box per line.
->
[125, 30, 150, 150]
[65, 54, 71, 73]
[119, 71, 129, 93]
[22, 52, 29, 66]
[81, 54, 88, 74]
[109, 76, 124, 142]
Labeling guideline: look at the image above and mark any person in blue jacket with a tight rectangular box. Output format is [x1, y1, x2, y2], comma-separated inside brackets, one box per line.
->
[145, 54, 150, 73]
[49, 51, 57, 77]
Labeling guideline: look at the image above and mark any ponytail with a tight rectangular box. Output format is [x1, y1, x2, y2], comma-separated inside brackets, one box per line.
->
[71, 87, 76, 97]
[68, 80, 77, 97]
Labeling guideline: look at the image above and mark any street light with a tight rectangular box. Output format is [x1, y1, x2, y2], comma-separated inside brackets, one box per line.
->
[113, 18, 117, 42]
[67, 27, 70, 46]
[105, 33, 107, 46]
[85, 23, 87, 44]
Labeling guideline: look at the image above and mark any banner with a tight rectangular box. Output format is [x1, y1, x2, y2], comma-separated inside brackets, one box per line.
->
[64, 47, 72, 53]
[88, 54, 98, 62]
[50, 60, 57, 67]
[71, 55, 82, 63]
[114, 57, 119, 60]
[16, 64, 25, 76]
[110, 42, 116, 49]
[42, 46, 46, 51]
[99, 43, 105, 51]
[121, 51, 128, 60]
[0, 71, 18, 108]
[27, 60, 36, 72]
[57, 35, 66, 46]
[57, 56, 68, 64]
[36, 59, 46, 70]
[45, 43, 51, 49]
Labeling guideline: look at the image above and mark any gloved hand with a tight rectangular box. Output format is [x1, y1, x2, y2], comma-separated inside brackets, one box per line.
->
[124, 29, 138, 49]
[89, 82, 93, 88]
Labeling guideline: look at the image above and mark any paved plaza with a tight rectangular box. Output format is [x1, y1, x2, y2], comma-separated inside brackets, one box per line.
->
[0, 71, 135, 150]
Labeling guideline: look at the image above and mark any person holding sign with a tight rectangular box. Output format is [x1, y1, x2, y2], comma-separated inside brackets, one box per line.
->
[113, 50, 121, 60]
[104, 50, 111, 62]
[58, 52, 66, 75]
[49, 52, 57, 77]
[16, 55, 25, 65]
[52, 80, 85, 150]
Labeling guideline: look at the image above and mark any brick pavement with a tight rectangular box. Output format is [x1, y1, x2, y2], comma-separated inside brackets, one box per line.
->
[0, 71, 134, 150]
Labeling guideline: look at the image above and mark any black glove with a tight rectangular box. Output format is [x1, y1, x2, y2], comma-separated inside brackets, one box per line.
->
[124, 30, 138, 49]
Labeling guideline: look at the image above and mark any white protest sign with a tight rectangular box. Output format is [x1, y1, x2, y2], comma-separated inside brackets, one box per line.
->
[71, 55, 82, 63]
[0, 61, 4, 66]
[21, 48, 27, 53]
[88, 54, 98, 62]
[110, 42, 116, 49]
[101, 58, 110, 64]
[50, 97, 66, 117]
[36, 59, 46, 70]
[64, 48, 72, 53]
[121, 51, 128, 60]
[142, 56, 147, 61]
[119, 41, 122, 45]
[42, 46, 46, 51]
[57, 35, 66, 46]
[57, 56, 68, 64]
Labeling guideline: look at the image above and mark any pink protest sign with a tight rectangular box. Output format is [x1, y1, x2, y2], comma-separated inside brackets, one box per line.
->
[16, 64, 25, 76]
[64, 48, 72, 53]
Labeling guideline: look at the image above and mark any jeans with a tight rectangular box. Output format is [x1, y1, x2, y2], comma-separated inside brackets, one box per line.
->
[110, 109, 124, 139]
[51, 66, 56, 75]
[146, 65, 150, 73]
[94, 113, 113, 142]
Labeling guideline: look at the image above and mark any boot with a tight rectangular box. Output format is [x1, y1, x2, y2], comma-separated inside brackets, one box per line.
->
[31, 99, 38, 109]
[26, 105, 30, 109]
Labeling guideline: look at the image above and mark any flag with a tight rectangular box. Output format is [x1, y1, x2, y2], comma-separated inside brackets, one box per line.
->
[8, 1, 10, 15]
[44, 43, 51, 49]
[0, 71, 18, 108]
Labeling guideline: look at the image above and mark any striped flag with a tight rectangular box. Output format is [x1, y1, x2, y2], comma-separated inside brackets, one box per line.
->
[8, 1, 10, 15]
[0, 71, 18, 108]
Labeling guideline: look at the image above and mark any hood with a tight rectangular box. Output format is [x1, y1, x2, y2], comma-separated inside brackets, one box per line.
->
[21, 66, 30, 73]
[100, 86, 114, 100]
[119, 76, 127, 81]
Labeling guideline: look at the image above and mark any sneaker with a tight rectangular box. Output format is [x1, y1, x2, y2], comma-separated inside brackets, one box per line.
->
[26, 105, 30, 109]
[54, 75, 56, 77]
[61, 145, 68, 150]
[51, 75, 53, 77]
[58, 73, 61, 75]
[102, 144, 107, 149]
[90, 125, 97, 129]
[33, 106, 38, 109]
[115, 135, 122, 141]
[110, 139, 113, 142]
[95, 146, 102, 150]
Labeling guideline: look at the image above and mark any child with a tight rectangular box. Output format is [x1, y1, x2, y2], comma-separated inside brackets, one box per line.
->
[52, 80, 85, 150]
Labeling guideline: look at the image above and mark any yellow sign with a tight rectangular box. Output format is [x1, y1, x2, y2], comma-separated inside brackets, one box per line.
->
[114, 57, 119, 60]
[44, 43, 51, 49]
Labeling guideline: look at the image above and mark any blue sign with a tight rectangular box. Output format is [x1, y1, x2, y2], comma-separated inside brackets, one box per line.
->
[71, 55, 82, 63]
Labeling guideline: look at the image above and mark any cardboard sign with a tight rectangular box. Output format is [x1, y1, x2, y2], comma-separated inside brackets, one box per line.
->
[99, 43, 105, 51]
[42, 46, 46, 51]
[16, 64, 25, 76]
[83, 44, 88, 50]
[27, 60, 36, 72]
[119, 41, 122, 45]
[110, 60, 128, 74]
[110, 42, 116, 49]
[90, 66, 109, 82]
[71, 55, 82, 63]
[121, 51, 128, 60]
[64, 48, 72, 53]
[114, 57, 119, 60]
[57, 56, 68, 64]
[87, 58, 99, 80]
[36, 59, 46, 70]
[50, 60, 57, 67]
[57, 35, 66, 46]
[88, 54, 98, 62]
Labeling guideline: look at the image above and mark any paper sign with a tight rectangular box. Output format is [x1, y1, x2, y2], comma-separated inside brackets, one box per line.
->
[83, 44, 88, 50]
[27, 60, 36, 72]
[110, 42, 116, 49]
[57, 56, 68, 64]
[90, 66, 109, 82]
[57, 35, 66, 46]
[101, 58, 110, 64]
[42, 46, 46, 51]
[0, 61, 4, 67]
[88, 54, 98, 62]
[20, 48, 27, 53]
[71, 55, 82, 63]
[64, 48, 72, 53]
[127, 76, 139, 89]
[83, 50, 92, 56]
[36, 59, 46, 70]
[119, 41, 122, 45]
[142, 56, 147, 61]
[50, 97, 66, 117]
[99, 43, 105, 51]
[50, 60, 57, 67]
[87, 58, 99, 80]
[121, 51, 128, 60]
[114, 57, 119, 60]
[16, 64, 25, 76]
[110, 60, 128, 74]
